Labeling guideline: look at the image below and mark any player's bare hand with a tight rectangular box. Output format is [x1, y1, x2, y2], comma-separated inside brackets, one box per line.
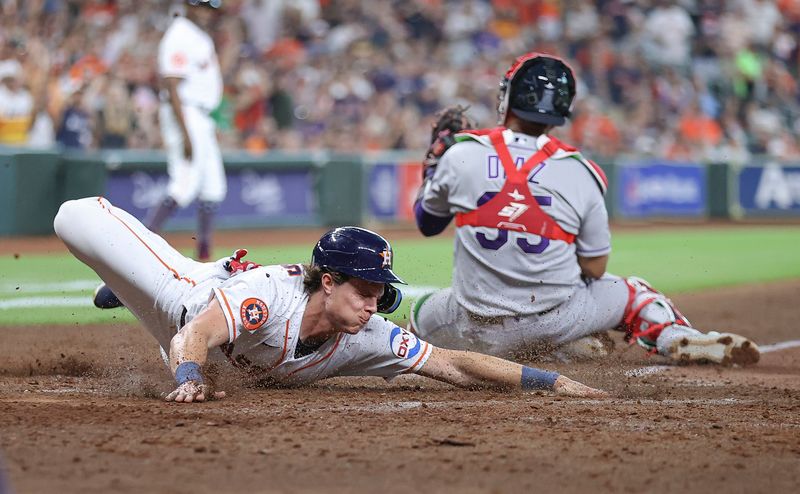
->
[182, 134, 193, 161]
[553, 375, 608, 398]
[164, 381, 226, 403]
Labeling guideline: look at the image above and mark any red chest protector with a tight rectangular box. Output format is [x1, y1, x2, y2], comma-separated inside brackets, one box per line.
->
[455, 128, 576, 243]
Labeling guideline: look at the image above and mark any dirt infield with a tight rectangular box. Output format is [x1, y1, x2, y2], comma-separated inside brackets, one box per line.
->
[1, 278, 799, 493]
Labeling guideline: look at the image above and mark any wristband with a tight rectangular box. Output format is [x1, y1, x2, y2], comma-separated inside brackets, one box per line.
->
[175, 361, 204, 385]
[521, 366, 559, 390]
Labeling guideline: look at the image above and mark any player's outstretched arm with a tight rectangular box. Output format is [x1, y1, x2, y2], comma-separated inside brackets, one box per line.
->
[165, 303, 229, 403]
[416, 347, 607, 398]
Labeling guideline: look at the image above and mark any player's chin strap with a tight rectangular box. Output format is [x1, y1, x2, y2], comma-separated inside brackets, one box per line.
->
[619, 277, 692, 352]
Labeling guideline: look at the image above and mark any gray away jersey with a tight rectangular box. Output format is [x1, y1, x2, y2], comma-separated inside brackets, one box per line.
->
[420, 130, 610, 317]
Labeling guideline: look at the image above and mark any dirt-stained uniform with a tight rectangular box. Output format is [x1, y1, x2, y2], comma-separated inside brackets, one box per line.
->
[54, 197, 431, 385]
[411, 52, 759, 366]
[412, 129, 627, 356]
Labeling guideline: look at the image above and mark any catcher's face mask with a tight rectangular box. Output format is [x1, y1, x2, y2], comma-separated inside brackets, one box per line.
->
[497, 52, 576, 127]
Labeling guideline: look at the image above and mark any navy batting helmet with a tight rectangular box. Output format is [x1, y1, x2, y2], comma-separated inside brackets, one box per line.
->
[498, 52, 576, 127]
[312, 227, 405, 313]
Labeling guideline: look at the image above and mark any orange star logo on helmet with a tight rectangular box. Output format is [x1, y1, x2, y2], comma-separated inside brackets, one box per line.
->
[240, 298, 269, 331]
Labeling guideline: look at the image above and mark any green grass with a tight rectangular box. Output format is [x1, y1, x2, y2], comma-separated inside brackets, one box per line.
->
[1, 226, 799, 327]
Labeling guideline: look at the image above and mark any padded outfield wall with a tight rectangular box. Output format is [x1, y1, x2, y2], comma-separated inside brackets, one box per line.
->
[1, 146, 799, 236]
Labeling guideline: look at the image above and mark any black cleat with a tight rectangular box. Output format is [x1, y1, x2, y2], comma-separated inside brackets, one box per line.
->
[93, 283, 124, 309]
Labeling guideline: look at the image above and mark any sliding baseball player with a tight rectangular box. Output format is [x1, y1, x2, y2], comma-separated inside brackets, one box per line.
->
[55, 196, 605, 402]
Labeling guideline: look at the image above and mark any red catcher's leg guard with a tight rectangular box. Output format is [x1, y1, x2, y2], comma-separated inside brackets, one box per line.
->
[619, 277, 691, 351]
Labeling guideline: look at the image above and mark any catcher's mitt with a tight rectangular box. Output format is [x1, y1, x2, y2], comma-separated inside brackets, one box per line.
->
[423, 105, 473, 180]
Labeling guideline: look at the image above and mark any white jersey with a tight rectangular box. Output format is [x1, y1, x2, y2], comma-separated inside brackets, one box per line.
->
[182, 265, 433, 385]
[53, 197, 431, 387]
[157, 16, 222, 110]
[419, 130, 610, 317]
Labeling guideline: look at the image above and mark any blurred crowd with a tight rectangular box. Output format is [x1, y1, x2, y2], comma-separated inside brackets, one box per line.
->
[1, 0, 799, 162]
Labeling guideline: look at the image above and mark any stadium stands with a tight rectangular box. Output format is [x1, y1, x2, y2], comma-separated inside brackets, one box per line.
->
[0, 0, 797, 160]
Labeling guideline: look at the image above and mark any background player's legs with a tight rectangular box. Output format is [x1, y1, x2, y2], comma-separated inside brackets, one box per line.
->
[54, 197, 200, 349]
[151, 104, 203, 236]
[197, 201, 218, 261]
[194, 109, 226, 262]
[147, 196, 178, 233]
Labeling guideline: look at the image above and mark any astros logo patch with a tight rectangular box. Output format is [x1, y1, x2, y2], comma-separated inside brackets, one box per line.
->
[380, 248, 392, 268]
[389, 326, 421, 360]
[240, 298, 269, 331]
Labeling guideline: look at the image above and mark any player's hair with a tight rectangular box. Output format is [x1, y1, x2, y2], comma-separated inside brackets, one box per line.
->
[302, 264, 350, 294]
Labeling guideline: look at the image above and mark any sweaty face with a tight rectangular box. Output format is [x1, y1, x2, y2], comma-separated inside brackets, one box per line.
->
[323, 276, 384, 334]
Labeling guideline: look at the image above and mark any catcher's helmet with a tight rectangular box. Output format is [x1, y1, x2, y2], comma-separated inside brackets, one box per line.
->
[312, 227, 405, 313]
[187, 0, 222, 8]
[498, 52, 576, 127]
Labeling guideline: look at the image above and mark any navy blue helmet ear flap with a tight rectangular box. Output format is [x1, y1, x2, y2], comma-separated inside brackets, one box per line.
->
[377, 284, 402, 314]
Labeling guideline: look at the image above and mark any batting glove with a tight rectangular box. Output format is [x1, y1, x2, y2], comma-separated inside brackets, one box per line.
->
[223, 248, 261, 276]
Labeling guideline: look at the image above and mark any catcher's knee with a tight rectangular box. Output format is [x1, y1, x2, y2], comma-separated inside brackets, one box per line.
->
[408, 292, 446, 338]
[408, 295, 426, 335]
[619, 276, 691, 350]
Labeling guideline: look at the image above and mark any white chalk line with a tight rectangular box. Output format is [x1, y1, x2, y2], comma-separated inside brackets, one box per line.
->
[624, 365, 671, 378]
[759, 340, 800, 353]
[1, 280, 99, 293]
[0, 296, 95, 310]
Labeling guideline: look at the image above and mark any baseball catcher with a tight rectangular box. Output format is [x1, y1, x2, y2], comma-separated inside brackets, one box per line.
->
[411, 52, 759, 366]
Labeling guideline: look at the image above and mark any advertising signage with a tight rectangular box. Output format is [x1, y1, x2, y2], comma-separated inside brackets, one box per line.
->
[616, 161, 706, 218]
[104, 168, 317, 229]
[737, 163, 800, 215]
